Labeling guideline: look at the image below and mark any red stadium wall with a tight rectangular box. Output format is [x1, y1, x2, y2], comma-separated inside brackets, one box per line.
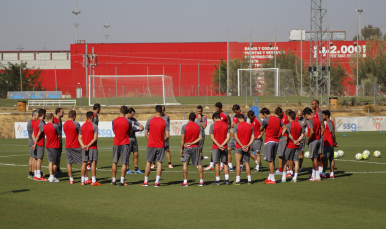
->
[33, 41, 366, 97]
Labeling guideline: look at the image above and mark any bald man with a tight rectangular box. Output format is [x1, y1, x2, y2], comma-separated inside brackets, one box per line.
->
[296, 110, 307, 171]
[311, 100, 325, 176]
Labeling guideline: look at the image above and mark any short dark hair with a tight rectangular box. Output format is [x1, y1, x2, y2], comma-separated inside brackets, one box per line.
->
[247, 110, 255, 118]
[232, 104, 240, 111]
[32, 109, 39, 117]
[312, 99, 320, 105]
[237, 114, 245, 120]
[68, 110, 76, 118]
[275, 107, 283, 115]
[189, 113, 196, 121]
[46, 113, 54, 120]
[93, 103, 101, 110]
[285, 109, 292, 114]
[303, 107, 313, 116]
[55, 107, 63, 115]
[38, 109, 46, 117]
[120, 105, 128, 114]
[322, 110, 331, 118]
[86, 111, 94, 120]
[155, 105, 163, 114]
[212, 113, 220, 120]
[197, 105, 203, 111]
[128, 107, 135, 114]
[215, 102, 222, 109]
[288, 111, 296, 120]
[260, 107, 270, 115]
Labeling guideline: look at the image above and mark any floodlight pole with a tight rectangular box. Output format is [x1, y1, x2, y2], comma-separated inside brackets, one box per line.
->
[103, 14, 110, 43]
[115, 66, 117, 97]
[55, 66, 57, 91]
[179, 64, 181, 97]
[301, 25, 303, 96]
[198, 62, 200, 96]
[72, 0, 81, 43]
[274, 27, 276, 68]
[227, 30, 229, 96]
[250, 29, 252, 96]
[356, 21, 359, 96]
[20, 61, 22, 91]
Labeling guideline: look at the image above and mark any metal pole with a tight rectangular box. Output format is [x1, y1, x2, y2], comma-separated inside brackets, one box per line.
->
[227, 30, 229, 96]
[198, 62, 200, 96]
[301, 25, 303, 95]
[250, 29, 252, 96]
[85, 43, 88, 97]
[115, 66, 117, 97]
[20, 61, 22, 91]
[274, 27, 276, 68]
[179, 64, 181, 97]
[356, 21, 359, 96]
[55, 66, 57, 91]
[218, 62, 221, 96]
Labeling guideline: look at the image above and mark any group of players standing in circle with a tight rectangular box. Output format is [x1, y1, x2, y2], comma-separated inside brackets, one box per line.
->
[26, 99, 337, 187]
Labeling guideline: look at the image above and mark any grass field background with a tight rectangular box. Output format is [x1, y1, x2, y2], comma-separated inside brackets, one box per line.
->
[0, 95, 377, 107]
[1, 132, 386, 228]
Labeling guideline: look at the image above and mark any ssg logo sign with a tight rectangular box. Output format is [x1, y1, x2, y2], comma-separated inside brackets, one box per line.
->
[373, 118, 383, 131]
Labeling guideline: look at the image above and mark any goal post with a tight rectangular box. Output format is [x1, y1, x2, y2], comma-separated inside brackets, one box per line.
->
[237, 68, 279, 96]
[88, 75, 181, 107]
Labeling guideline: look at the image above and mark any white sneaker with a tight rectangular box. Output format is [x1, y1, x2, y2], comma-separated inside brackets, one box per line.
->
[281, 178, 286, 183]
[204, 165, 213, 171]
[49, 177, 60, 183]
[254, 167, 259, 172]
[291, 178, 297, 183]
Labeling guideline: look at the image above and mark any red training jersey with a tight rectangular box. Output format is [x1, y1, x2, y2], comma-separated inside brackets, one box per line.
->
[307, 117, 321, 141]
[33, 119, 45, 147]
[233, 121, 254, 148]
[250, 117, 262, 139]
[145, 117, 169, 148]
[286, 121, 302, 149]
[209, 121, 230, 149]
[323, 120, 335, 146]
[81, 122, 98, 149]
[279, 115, 289, 137]
[112, 117, 131, 146]
[262, 116, 283, 144]
[181, 122, 201, 148]
[43, 123, 60, 148]
[63, 120, 81, 148]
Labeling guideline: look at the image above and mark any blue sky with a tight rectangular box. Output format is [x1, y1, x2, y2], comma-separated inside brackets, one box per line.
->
[1, 0, 385, 50]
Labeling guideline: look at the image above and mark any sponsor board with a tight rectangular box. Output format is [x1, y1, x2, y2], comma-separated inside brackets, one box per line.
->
[15, 120, 215, 139]
[8, 91, 63, 99]
[335, 117, 386, 132]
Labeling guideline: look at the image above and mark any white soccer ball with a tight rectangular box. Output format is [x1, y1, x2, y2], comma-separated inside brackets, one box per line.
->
[363, 150, 370, 157]
[334, 152, 339, 159]
[355, 153, 363, 160]
[304, 151, 310, 159]
[374, 151, 381, 158]
[338, 150, 344, 157]
[362, 153, 369, 160]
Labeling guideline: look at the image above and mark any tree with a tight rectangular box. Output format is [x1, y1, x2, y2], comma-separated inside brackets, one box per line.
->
[329, 60, 346, 95]
[353, 25, 383, 41]
[211, 55, 250, 96]
[0, 62, 43, 98]
[361, 73, 377, 96]
[350, 39, 386, 88]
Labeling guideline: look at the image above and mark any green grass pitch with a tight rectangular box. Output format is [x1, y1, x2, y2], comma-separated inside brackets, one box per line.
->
[1, 132, 386, 228]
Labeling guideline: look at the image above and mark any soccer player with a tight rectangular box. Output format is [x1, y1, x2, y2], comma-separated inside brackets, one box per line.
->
[296, 110, 307, 171]
[304, 107, 324, 181]
[111, 106, 132, 186]
[42, 113, 62, 182]
[260, 108, 286, 184]
[233, 114, 254, 185]
[125, 108, 144, 174]
[322, 110, 338, 179]
[143, 105, 170, 187]
[180, 113, 204, 187]
[162, 105, 173, 168]
[210, 113, 231, 185]
[247, 110, 264, 172]
[63, 110, 82, 184]
[311, 100, 325, 176]
[194, 106, 207, 159]
[27, 109, 39, 179]
[53, 107, 65, 176]
[79, 111, 101, 186]
[87, 103, 101, 171]
[31, 109, 48, 181]
[205, 102, 231, 170]
[274, 107, 289, 175]
[228, 104, 247, 172]
[281, 111, 303, 183]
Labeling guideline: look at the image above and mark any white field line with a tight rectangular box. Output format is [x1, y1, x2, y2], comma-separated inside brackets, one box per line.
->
[336, 159, 386, 165]
[0, 154, 30, 158]
[0, 163, 386, 174]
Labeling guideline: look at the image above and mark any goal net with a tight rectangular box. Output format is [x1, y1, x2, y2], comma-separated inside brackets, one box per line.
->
[237, 68, 297, 97]
[88, 75, 180, 106]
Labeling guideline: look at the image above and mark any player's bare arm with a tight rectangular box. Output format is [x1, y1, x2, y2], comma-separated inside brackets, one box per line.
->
[320, 123, 325, 136]
[180, 134, 185, 156]
[86, 133, 98, 150]
[78, 134, 87, 151]
[288, 133, 300, 145]
[164, 131, 170, 141]
[307, 128, 314, 145]
[210, 134, 223, 149]
[221, 132, 231, 150]
[245, 134, 255, 151]
[281, 124, 287, 137]
[185, 134, 202, 147]
[138, 123, 144, 131]
[145, 129, 150, 141]
[234, 133, 245, 151]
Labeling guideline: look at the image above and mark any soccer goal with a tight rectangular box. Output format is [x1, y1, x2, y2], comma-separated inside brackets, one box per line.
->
[88, 75, 181, 107]
[237, 68, 296, 97]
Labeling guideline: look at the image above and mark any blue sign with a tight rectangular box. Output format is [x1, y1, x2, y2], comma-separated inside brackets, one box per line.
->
[7, 91, 63, 99]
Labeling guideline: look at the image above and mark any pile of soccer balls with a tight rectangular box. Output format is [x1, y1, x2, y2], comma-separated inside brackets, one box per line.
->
[355, 150, 381, 160]
[304, 150, 344, 159]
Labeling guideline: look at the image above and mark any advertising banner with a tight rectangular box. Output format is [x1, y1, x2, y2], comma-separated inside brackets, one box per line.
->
[335, 117, 386, 132]
[7, 91, 63, 99]
[15, 120, 215, 139]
